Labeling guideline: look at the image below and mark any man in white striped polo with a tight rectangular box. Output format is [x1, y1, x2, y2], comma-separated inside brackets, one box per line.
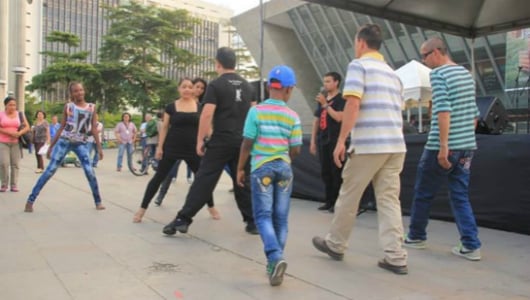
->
[312, 24, 408, 275]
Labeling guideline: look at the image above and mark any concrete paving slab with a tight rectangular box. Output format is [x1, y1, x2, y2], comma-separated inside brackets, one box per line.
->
[1, 148, 529, 300]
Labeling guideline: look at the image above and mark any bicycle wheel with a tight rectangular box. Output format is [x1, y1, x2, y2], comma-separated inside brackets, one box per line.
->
[129, 147, 148, 176]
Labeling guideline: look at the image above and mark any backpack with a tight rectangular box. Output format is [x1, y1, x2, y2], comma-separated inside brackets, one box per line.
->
[145, 119, 158, 137]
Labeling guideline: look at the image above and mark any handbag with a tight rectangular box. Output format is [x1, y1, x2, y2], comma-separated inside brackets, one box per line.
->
[38, 143, 50, 156]
[18, 112, 32, 149]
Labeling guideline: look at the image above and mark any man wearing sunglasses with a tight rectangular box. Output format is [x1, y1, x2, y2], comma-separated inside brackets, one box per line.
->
[404, 37, 482, 261]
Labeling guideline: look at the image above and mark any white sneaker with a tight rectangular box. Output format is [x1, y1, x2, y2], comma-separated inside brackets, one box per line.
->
[403, 234, 427, 249]
[452, 244, 481, 261]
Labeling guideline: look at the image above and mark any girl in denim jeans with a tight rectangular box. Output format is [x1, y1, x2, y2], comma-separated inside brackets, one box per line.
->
[25, 82, 105, 213]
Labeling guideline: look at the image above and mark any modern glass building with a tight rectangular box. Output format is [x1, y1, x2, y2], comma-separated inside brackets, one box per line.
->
[234, 0, 529, 132]
[41, 0, 119, 65]
[18, 0, 233, 102]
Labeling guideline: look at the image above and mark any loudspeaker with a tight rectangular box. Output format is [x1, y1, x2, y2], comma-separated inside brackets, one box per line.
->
[250, 80, 269, 102]
[475, 96, 509, 135]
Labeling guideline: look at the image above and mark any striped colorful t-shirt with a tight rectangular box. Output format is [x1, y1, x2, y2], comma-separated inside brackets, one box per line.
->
[426, 65, 480, 150]
[243, 99, 303, 172]
[343, 52, 406, 154]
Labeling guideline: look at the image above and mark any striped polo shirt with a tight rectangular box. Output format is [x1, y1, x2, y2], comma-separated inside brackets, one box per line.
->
[426, 65, 480, 150]
[343, 52, 406, 154]
[243, 99, 303, 172]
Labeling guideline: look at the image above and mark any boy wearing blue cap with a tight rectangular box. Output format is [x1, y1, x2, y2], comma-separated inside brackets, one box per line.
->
[236, 65, 303, 286]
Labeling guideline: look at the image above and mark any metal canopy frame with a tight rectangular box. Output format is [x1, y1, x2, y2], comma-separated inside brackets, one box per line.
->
[303, 0, 530, 38]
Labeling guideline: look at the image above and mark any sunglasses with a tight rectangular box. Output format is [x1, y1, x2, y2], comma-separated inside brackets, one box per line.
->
[421, 49, 436, 59]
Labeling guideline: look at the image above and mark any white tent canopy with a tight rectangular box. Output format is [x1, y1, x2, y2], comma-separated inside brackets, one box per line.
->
[395, 60, 432, 132]
[395, 60, 432, 103]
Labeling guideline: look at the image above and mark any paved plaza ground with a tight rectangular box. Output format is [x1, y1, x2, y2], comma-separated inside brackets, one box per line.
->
[1, 149, 529, 300]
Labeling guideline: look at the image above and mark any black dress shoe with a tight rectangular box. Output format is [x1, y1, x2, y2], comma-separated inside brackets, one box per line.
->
[245, 222, 259, 235]
[328, 206, 335, 213]
[318, 204, 332, 211]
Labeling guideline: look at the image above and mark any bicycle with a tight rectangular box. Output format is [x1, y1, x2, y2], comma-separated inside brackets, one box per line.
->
[129, 141, 158, 176]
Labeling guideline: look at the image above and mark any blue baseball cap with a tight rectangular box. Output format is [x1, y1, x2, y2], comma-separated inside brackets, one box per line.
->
[268, 65, 296, 89]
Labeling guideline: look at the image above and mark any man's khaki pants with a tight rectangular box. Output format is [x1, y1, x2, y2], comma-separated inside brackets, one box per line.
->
[325, 152, 408, 266]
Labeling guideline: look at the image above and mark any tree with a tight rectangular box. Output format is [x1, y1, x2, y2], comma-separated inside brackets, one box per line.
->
[26, 31, 100, 102]
[99, 1, 200, 114]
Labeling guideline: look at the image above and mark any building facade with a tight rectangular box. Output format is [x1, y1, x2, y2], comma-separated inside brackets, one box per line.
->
[233, 0, 527, 133]
[2, 0, 236, 105]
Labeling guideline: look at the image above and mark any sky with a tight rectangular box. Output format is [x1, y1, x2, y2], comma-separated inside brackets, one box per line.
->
[201, 0, 265, 15]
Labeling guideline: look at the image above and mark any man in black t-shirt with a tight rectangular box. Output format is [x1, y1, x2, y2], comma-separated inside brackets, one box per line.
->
[163, 47, 258, 235]
[310, 72, 346, 213]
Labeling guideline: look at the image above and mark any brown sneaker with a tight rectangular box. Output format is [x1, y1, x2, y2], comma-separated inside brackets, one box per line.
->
[377, 258, 408, 275]
[312, 236, 344, 261]
[24, 202, 33, 213]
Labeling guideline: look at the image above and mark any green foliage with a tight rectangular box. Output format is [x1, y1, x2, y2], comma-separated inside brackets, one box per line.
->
[27, 3, 204, 116]
[99, 1, 200, 114]
[99, 111, 142, 128]
[24, 93, 65, 124]
[26, 30, 98, 97]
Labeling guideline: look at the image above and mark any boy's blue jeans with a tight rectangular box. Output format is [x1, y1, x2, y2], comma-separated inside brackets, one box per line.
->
[408, 149, 481, 250]
[251, 159, 293, 264]
[28, 138, 102, 205]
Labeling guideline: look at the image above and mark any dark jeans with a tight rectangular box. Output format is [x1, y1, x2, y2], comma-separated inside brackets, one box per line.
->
[34, 142, 45, 169]
[408, 149, 481, 250]
[140, 154, 212, 209]
[176, 145, 253, 224]
[319, 141, 343, 207]
[156, 161, 214, 207]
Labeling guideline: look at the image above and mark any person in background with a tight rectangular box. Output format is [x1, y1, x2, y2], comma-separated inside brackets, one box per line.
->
[237, 65, 302, 286]
[32, 110, 51, 173]
[404, 37, 482, 261]
[312, 24, 409, 275]
[114, 112, 136, 172]
[25, 81, 105, 212]
[49, 115, 60, 140]
[133, 78, 215, 223]
[87, 120, 103, 168]
[139, 114, 148, 151]
[310, 72, 346, 213]
[142, 113, 156, 171]
[0, 96, 31, 192]
[172, 77, 209, 185]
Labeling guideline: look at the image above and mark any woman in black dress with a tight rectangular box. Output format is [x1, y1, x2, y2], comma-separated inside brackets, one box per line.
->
[133, 78, 212, 222]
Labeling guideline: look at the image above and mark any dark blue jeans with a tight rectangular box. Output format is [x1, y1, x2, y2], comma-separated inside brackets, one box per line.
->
[251, 159, 293, 264]
[408, 149, 481, 250]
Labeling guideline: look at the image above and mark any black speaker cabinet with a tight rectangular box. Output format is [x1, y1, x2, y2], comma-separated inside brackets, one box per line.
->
[476, 96, 509, 135]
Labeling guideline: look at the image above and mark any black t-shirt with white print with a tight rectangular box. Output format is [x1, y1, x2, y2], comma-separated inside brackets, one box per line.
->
[203, 72, 256, 147]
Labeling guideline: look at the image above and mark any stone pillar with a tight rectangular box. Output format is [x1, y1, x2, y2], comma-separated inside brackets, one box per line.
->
[13, 67, 26, 112]
[0, 0, 8, 108]
[13, 0, 27, 112]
